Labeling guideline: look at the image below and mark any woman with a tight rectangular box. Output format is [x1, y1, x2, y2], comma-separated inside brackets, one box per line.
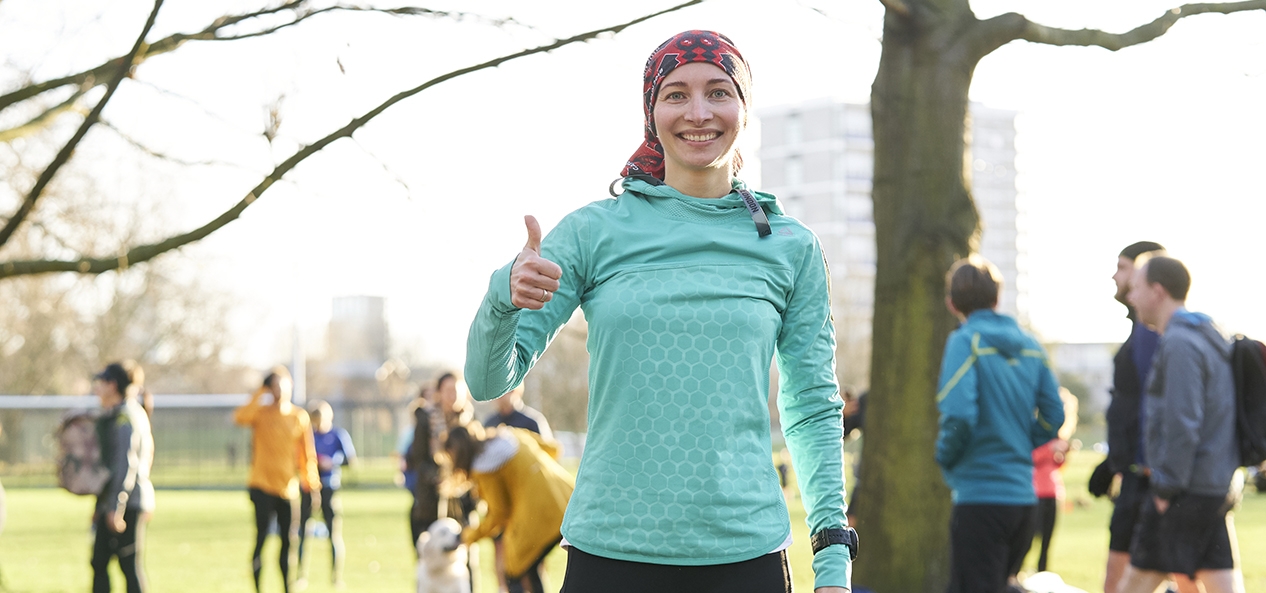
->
[1021, 388, 1080, 575]
[465, 30, 853, 593]
[403, 390, 442, 552]
[446, 423, 573, 593]
[400, 375, 481, 590]
[233, 366, 320, 593]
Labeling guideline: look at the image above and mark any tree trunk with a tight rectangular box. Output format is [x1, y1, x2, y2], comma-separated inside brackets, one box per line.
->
[854, 4, 983, 592]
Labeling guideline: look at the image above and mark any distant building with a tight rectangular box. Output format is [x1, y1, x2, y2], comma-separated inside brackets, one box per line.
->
[757, 100, 1026, 387]
[326, 295, 389, 401]
[1046, 342, 1116, 418]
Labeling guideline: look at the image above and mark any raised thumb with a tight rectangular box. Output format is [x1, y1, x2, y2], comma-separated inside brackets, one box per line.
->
[523, 215, 542, 254]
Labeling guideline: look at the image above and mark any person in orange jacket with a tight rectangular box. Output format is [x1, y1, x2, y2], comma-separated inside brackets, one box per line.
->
[234, 366, 320, 593]
[446, 423, 573, 593]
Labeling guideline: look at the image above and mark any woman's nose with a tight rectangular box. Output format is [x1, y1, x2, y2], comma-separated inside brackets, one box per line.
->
[684, 96, 712, 124]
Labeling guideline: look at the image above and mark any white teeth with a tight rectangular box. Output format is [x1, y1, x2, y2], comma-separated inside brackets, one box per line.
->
[682, 133, 719, 142]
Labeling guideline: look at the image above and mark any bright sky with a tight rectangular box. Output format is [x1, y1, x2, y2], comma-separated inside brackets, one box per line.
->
[3, 0, 1264, 370]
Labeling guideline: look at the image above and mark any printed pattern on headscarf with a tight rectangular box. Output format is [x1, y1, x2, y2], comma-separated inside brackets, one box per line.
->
[620, 30, 752, 180]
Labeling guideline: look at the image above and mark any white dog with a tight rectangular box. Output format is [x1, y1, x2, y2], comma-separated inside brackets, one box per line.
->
[416, 517, 471, 593]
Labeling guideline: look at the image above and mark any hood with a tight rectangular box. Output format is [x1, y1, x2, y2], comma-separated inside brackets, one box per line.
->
[963, 309, 1028, 359]
[1170, 309, 1231, 357]
[620, 176, 784, 216]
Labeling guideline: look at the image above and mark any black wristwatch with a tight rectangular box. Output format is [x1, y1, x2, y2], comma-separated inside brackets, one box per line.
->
[810, 527, 859, 560]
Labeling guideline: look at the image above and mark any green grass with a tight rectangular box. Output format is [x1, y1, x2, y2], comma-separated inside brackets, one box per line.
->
[2, 452, 1263, 592]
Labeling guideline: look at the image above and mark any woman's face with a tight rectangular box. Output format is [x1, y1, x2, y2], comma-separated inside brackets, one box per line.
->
[652, 62, 745, 177]
[436, 377, 458, 412]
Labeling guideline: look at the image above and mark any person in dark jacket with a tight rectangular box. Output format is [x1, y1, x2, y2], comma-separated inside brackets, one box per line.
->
[935, 256, 1064, 593]
[1117, 255, 1243, 593]
[91, 360, 155, 593]
[1103, 241, 1172, 593]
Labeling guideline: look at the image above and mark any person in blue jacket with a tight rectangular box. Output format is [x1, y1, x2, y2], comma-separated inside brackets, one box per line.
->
[935, 255, 1064, 593]
[297, 400, 355, 587]
[465, 30, 853, 593]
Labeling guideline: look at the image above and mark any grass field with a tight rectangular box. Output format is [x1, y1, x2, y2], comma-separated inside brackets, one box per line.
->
[2, 452, 1263, 592]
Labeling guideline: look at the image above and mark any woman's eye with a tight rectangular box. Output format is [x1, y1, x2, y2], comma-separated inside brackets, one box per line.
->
[665, 91, 686, 101]
[711, 89, 732, 99]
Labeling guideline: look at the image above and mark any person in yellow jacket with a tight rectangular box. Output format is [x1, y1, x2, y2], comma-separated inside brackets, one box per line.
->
[234, 366, 320, 593]
[445, 423, 574, 593]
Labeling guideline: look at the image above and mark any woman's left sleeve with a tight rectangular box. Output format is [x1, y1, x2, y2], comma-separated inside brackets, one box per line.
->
[775, 234, 850, 591]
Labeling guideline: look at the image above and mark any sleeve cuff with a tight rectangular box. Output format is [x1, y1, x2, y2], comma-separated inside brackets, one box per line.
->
[488, 258, 519, 314]
[811, 545, 852, 590]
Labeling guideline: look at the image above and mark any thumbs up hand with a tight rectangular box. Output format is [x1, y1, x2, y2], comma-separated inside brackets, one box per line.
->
[510, 215, 563, 310]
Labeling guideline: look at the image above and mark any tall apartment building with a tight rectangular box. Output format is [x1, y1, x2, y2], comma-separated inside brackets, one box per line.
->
[758, 100, 1025, 387]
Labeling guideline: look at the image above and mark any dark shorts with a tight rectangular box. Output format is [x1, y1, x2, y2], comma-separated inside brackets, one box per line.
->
[560, 546, 791, 593]
[1129, 492, 1235, 578]
[1109, 472, 1149, 552]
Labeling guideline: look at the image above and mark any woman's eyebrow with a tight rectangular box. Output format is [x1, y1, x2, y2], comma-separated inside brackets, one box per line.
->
[660, 78, 735, 90]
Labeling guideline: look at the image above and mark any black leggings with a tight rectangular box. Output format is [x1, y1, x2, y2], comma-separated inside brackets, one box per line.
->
[250, 488, 297, 593]
[559, 546, 791, 593]
[298, 486, 342, 576]
[91, 507, 147, 593]
[1034, 497, 1057, 572]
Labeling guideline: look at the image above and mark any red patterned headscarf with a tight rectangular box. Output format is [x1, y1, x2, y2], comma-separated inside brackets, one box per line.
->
[620, 30, 752, 180]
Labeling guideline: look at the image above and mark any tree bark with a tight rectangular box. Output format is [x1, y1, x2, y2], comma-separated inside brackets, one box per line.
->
[854, 2, 982, 591]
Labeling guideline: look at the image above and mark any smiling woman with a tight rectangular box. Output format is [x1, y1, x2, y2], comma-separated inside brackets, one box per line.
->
[464, 30, 853, 593]
[651, 61, 746, 197]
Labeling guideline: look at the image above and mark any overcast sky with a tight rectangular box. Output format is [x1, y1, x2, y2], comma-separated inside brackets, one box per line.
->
[3, 0, 1264, 372]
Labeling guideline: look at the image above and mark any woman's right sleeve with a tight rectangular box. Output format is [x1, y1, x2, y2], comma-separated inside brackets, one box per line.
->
[464, 210, 589, 401]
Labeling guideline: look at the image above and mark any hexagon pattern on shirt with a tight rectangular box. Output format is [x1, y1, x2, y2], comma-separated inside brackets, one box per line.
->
[562, 263, 791, 562]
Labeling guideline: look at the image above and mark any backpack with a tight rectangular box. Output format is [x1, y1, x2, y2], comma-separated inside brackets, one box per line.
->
[55, 409, 111, 495]
[1231, 335, 1266, 467]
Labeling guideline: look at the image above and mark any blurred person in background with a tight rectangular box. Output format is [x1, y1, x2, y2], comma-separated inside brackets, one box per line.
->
[483, 384, 552, 442]
[1016, 388, 1079, 578]
[935, 256, 1064, 593]
[1102, 241, 1190, 593]
[234, 366, 320, 593]
[297, 400, 355, 588]
[90, 360, 154, 593]
[483, 384, 554, 592]
[402, 387, 437, 552]
[446, 423, 573, 593]
[399, 373, 479, 591]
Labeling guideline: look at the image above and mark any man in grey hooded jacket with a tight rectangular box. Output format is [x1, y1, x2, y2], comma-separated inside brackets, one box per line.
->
[1117, 255, 1243, 593]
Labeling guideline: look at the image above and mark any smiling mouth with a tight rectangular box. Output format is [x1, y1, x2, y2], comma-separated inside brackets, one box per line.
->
[680, 132, 721, 142]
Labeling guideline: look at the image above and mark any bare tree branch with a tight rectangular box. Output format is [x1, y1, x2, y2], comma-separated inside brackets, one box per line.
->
[976, 1, 1266, 56]
[0, 0, 705, 279]
[0, 2, 499, 114]
[877, 0, 911, 18]
[0, 0, 166, 250]
[98, 118, 253, 170]
[0, 84, 91, 142]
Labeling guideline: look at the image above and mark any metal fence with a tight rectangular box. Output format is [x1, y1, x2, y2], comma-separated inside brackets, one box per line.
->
[0, 394, 587, 490]
[0, 394, 412, 489]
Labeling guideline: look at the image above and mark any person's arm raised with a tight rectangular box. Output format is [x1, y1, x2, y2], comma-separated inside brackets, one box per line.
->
[466, 212, 587, 401]
[509, 215, 562, 310]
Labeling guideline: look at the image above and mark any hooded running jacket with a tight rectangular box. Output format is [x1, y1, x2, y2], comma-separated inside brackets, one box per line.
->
[936, 309, 1065, 505]
[465, 177, 850, 590]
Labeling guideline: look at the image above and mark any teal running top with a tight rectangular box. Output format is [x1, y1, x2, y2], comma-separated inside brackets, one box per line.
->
[465, 177, 850, 589]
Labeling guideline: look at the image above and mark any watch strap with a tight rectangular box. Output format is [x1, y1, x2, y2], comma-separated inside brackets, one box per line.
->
[810, 526, 859, 560]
